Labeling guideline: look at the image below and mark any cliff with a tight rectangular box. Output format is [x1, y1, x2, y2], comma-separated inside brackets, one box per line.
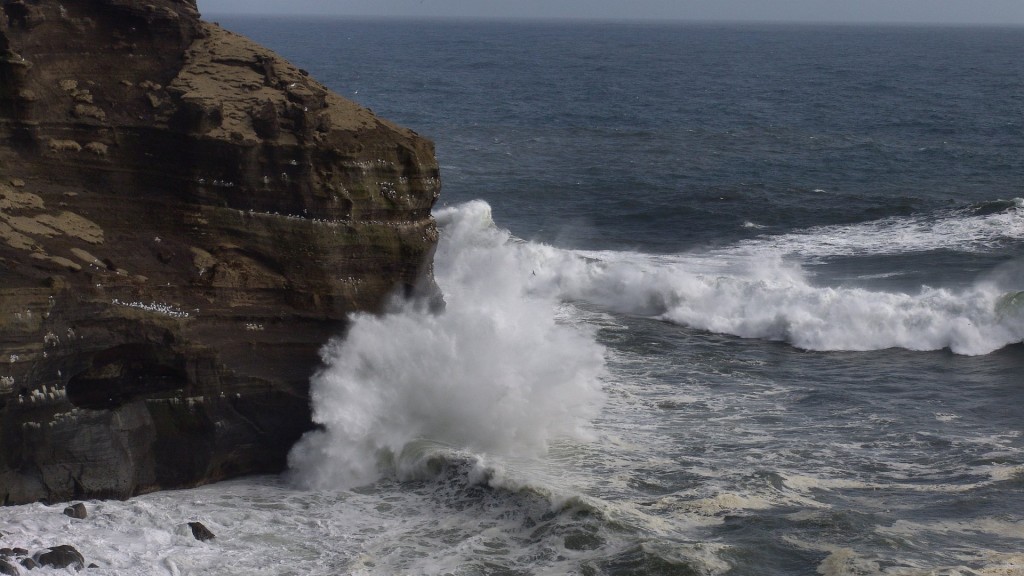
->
[0, 0, 440, 504]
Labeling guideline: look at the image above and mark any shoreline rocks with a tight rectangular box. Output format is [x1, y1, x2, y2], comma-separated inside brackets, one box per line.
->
[63, 503, 87, 519]
[35, 545, 85, 571]
[0, 502, 224, 572]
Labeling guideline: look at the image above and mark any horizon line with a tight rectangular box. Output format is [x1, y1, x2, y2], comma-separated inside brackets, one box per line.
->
[200, 12, 1024, 29]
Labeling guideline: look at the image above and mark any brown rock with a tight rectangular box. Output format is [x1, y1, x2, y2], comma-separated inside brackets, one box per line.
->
[0, 0, 441, 505]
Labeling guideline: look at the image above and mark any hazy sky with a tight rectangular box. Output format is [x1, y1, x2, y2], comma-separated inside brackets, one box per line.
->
[198, 0, 1024, 26]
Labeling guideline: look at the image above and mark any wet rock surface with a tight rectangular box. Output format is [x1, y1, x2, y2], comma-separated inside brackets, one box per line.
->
[188, 521, 215, 542]
[63, 503, 87, 519]
[35, 545, 85, 571]
[0, 0, 440, 504]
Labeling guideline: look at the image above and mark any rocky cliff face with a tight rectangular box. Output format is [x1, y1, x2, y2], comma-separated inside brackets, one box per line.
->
[0, 0, 440, 504]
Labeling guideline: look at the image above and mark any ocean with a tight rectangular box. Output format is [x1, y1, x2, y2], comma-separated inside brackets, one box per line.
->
[3, 18, 1024, 575]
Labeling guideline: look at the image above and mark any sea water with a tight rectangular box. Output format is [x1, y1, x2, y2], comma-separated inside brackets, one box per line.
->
[2, 19, 1023, 575]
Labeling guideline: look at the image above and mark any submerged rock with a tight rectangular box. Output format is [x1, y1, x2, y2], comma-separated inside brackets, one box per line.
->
[0, 0, 440, 504]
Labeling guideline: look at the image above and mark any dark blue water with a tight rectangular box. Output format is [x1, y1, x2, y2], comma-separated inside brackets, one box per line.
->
[206, 17, 1024, 575]
[213, 19, 1024, 250]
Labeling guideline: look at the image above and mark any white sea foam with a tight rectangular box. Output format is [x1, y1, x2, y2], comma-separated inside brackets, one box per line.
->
[877, 518, 1024, 540]
[790, 535, 1024, 576]
[288, 200, 607, 489]
[0, 475, 641, 575]
[815, 547, 883, 576]
[500, 200, 1024, 355]
[728, 197, 1024, 260]
[653, 264, 1022, 355]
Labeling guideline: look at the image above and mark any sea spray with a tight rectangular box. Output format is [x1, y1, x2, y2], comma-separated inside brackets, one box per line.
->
[288, 201, 607, 489]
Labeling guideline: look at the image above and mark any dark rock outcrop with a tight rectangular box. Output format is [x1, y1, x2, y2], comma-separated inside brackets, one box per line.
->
[35, 544, 85, 571]
[0, 549, 25, 558]
[0, 0, 440, 504]
[188, 521, 215, 542]
[63, 502, 87, 519]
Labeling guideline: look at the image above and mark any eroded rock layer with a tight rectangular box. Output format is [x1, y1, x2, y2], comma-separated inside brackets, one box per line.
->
[0, 0, 440, 504]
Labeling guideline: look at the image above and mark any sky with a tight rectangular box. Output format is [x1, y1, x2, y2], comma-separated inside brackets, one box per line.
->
[197, 0, 1024, 26]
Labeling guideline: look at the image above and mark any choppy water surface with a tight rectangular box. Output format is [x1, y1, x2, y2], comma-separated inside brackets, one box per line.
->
[3, 18, 1023, 575]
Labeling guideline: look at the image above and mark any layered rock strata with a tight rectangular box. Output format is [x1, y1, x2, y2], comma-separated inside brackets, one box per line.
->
[0, 0, 440, 504]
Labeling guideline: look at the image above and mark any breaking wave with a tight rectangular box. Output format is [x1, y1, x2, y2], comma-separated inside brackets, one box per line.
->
[559, 250, 1024, 355]
[290, 199, 1023, 489]
[288, 201, 607, 489]
[520, 201, 1024, 355]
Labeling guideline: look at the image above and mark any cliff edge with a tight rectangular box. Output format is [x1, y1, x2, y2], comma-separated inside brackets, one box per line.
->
[0, 0, 440, 504]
